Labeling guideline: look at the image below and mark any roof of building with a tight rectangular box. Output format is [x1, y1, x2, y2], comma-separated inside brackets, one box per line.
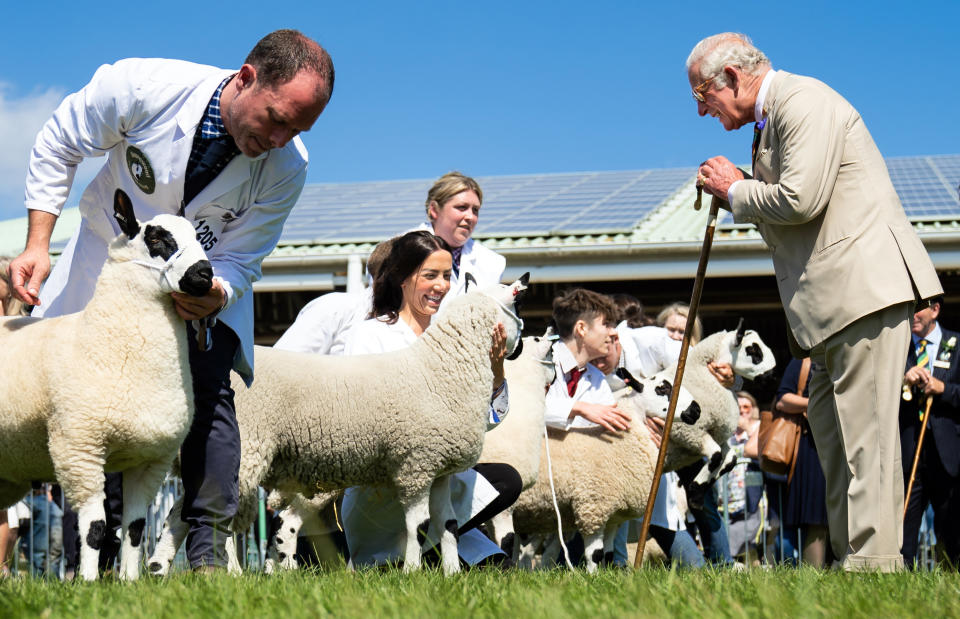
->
[1, 154, 957, 289]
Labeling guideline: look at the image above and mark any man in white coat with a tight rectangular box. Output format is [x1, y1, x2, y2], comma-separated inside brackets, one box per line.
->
[9, 29, 334, 570]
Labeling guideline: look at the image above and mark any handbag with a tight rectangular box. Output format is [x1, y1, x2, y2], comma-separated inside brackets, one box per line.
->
[758, 358, 810, 482]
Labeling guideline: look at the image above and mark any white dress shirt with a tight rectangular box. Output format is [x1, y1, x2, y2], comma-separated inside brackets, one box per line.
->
[544, 341, 616, 431]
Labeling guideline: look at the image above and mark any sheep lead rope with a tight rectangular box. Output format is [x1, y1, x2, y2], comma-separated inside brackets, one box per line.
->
[543, 423, 575, 570]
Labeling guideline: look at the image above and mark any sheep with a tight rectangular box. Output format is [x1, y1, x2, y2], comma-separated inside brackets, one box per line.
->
[148, 274, 529, 576]
[0, 189, 212, 581]
[510, 413, 660, 573]
[632, 323, 775, 504]
[507, 325, 775, 572]
[475, 332, 556, 555]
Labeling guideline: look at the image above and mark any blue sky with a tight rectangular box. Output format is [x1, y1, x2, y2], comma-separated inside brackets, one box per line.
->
[0, 0, 956, 221]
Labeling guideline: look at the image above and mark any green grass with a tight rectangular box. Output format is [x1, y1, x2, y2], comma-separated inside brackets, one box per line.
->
[1, 566, 959, 619]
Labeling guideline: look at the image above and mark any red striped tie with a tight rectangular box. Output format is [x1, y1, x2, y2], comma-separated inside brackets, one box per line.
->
[566, 368, 583, 397]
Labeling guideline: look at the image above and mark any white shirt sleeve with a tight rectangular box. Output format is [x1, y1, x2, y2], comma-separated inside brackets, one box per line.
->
[488, 381, 509, 430]
[25, 61, 134, 215]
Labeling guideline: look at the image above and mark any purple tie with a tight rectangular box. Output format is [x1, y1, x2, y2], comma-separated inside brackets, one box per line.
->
[451, 246, 463, 277]
[751, 117, 767, 177]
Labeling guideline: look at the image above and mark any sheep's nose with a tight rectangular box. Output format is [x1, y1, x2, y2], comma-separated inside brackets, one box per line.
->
[179, 260, 213, 297]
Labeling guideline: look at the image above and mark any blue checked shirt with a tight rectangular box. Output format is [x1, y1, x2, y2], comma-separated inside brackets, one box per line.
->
[184, 75, 241, 206]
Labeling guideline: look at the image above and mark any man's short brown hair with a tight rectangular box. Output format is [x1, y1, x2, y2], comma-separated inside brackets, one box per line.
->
[246, 29, 335, 104]
[552, 288, 617, 339]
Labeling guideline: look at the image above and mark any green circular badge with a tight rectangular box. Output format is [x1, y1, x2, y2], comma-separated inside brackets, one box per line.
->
[125, 145, 156, 194]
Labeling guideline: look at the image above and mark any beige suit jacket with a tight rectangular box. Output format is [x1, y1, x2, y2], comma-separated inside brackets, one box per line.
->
[730, 71, 942, 351]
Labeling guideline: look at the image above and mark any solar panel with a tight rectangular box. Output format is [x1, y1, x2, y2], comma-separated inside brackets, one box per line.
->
[279, 156, 960, 245]
[886, 155, 960, 217]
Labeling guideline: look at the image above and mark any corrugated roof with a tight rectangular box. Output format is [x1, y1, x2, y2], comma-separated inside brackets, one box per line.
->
[1, 154, 956, 263]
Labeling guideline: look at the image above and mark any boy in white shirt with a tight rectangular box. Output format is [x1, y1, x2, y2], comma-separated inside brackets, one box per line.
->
[544, 289, 632, 433]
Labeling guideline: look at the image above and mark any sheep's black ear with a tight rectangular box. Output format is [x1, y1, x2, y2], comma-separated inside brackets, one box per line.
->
[733, 317, 746, 347]
[114, 189, 140, 239]
[506, 337, 523, 361]
[616, 367, 642, 392]
[518, 272, 530, 287]
[464, 272, 478, 292]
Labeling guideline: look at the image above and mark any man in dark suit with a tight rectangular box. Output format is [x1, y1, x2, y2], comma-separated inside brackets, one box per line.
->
[901, 297, 960, 567]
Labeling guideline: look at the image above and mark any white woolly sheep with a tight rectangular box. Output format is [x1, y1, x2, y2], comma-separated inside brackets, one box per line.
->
[476, 332, 555, 554]
[148, 275, 529, 576]
[249, 321, 549, 574]
[507, 325, 774, 571]
[509, 411, 659, 573]
[0, 189, 212, 581]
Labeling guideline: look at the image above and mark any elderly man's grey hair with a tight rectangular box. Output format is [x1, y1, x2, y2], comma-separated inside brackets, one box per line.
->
[687, 33, 770, 90]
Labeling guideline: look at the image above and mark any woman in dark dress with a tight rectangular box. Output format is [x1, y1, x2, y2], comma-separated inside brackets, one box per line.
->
[777, 357, 831, 567]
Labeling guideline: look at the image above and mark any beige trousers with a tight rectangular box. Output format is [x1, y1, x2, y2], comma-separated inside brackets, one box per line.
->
[807, 301, 912, 572]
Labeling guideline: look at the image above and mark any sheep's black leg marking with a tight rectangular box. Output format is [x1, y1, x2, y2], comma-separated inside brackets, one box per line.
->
[603, 551, 614, 566]
[274, 535, 283, 547]
[708, 451, 722, 471]
[148, 561, 163, 573]
[680, 401, 701, 424]
[746, 343, 763, 364]
[86, 520, 107, 550]
[444, 519, 459, 541]
[417, 518, 431, 545]
[289, 527, 297, 534]
[500, 532, 515, 554]
[655, 380, 672, 398]
[278, 551, 287, 562]
[719, 456, 737, 477]
[686, 483, 707, 510]
[128, 518, 145, 547]
[591, 548, 604, 566]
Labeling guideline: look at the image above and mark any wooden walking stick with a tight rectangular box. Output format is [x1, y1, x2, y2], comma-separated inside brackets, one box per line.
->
[902, 395, 934, 521]
[634, 184, 721, 568]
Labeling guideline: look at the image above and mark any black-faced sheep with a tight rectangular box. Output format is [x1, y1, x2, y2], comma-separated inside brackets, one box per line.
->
[0, 189, 212, 581]
[628, 323, 776, 503]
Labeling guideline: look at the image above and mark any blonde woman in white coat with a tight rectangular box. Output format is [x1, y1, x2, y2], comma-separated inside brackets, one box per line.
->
[416, 172, 506, 312]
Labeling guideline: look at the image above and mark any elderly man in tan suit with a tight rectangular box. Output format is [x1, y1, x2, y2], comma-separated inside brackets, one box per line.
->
[688, 33, 942, 571]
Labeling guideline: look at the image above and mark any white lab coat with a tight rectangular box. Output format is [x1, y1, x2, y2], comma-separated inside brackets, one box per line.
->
[274, 289, 372, 355]
[617, 323, 680, 379]
[341, 316, 504, 566]
[26, 57, 309, 385]
[414, 223, 506, 312]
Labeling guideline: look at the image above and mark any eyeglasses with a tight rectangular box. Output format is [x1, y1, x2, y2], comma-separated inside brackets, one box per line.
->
[692, 73, 718, 103]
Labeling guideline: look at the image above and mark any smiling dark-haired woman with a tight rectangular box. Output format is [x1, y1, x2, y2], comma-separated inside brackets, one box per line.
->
[342, 230, 521, 569]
